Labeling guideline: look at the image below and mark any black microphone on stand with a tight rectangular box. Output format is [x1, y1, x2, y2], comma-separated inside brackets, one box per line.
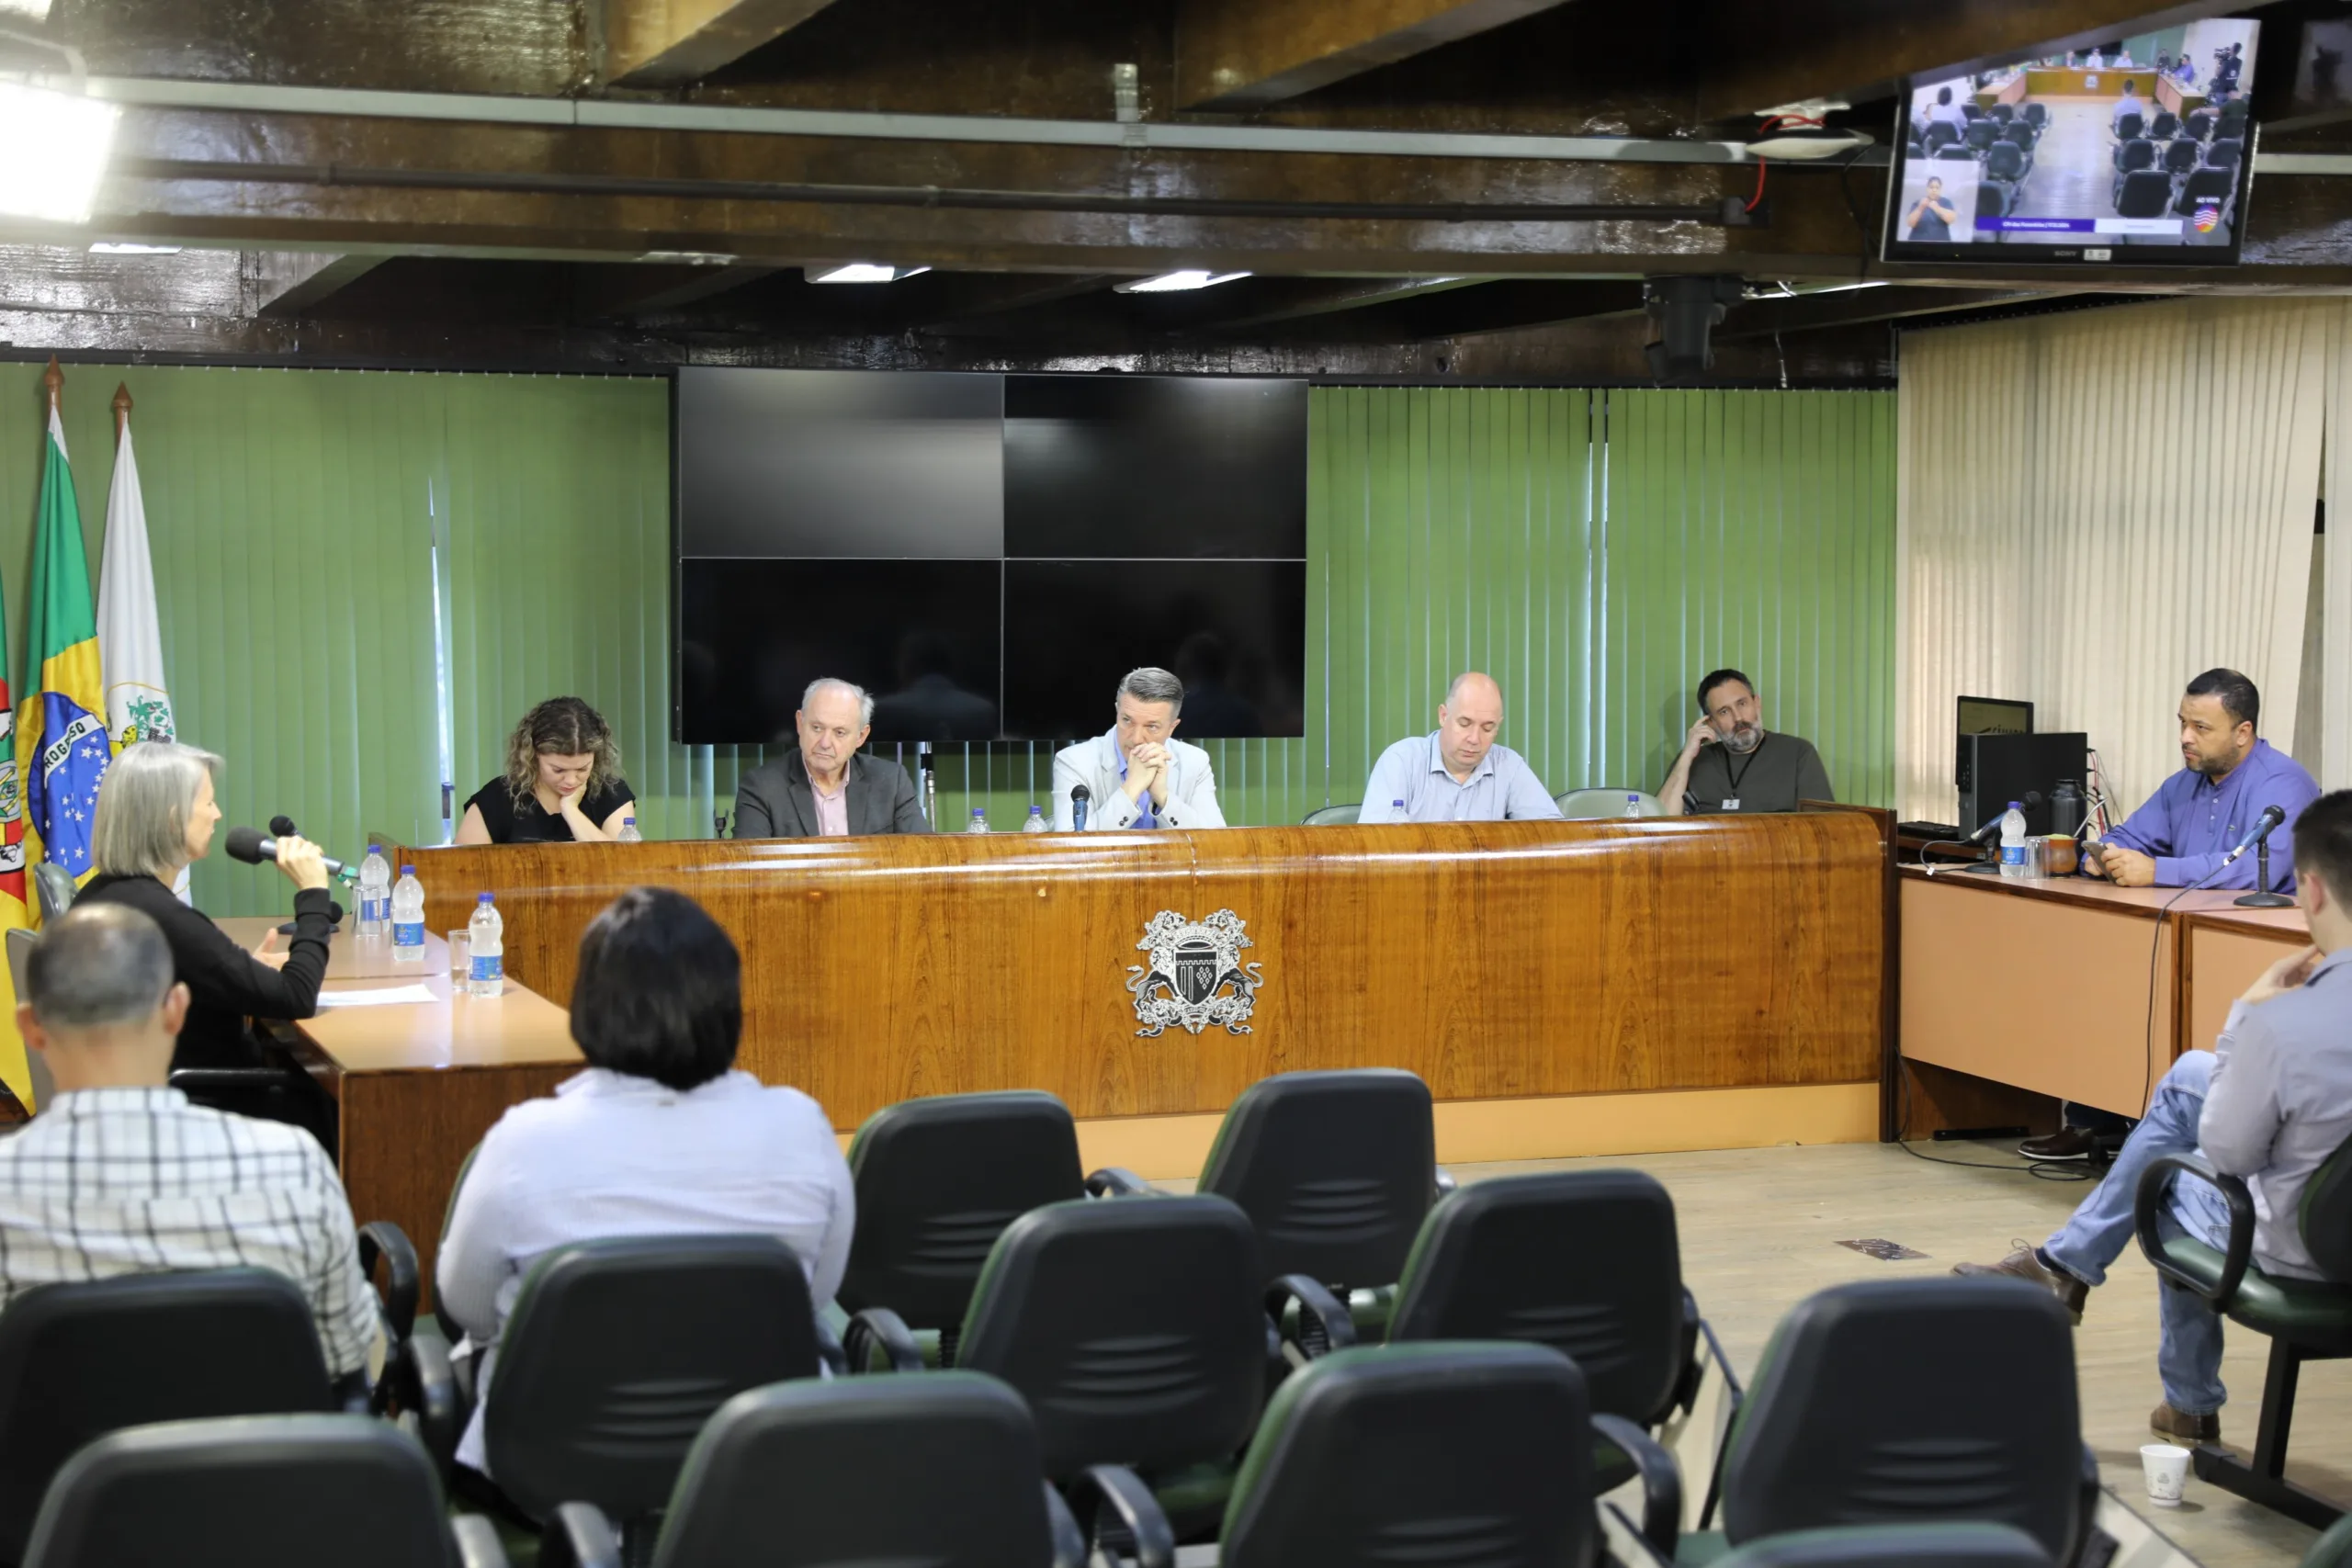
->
[1070, 784, 1091, 832]
[2230, 805, 2295, 908]
[1951, 791, 2042, 874]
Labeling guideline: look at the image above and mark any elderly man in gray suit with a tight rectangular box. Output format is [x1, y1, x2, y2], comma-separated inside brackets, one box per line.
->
[1051, 667, 1226, 831]
[732, 678, 930, 839]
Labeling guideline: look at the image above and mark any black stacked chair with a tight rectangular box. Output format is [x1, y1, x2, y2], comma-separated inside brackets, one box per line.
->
[2218, 103, 2250, 141]
[2307, 1515, 2352, 1568]
[1975, 181, 2012, 224]
[2207, 137, 2245, 169]
[2133, 1133, 2352, 1528]
[2184, 107, 2215, 141]
[2115, 109, 2144, 141]
[2021, 102, 2049, 135]
[2113, 137, 2155, 176]
[1659, 1279, 2097, 1564]
[2150, 108, 2179, 141]
[1999, 120, 2036, 164]
[1097, 1068, 1437, 1339]
[1987, 103, 2016, 125]
[1923, 121, 1960, 154]
[2175, 164, 2236, 219]
[1963, 119, 2000, 154]
[949, 1194, 1268, 1541]
[1961, 102, 1987, 122]
[1934, 143, 1974, 162]
[0, 1269, 351, 1567]
[452, 1235, 826, 1554]
[20, 1415, 525, 1568]
[1706, 1523, 2053, 1568]
[2163, 136, 2202, 176]
[610, 1374, 1083, 1568]
[836, 1089, 1084, 1368]
[1217, 1341, 1679, 1568]
[2116, 168, 2175, 220]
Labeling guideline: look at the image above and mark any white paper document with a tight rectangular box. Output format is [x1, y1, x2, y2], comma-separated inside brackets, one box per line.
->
[314, 986, 440, 1009]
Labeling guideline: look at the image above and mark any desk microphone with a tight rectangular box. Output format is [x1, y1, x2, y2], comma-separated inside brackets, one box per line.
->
[1070, 784, 1091, 832]
[2221, 804, 2287, 866]
[226, 826, 350, 879]
[1962, 790, 2043, 844]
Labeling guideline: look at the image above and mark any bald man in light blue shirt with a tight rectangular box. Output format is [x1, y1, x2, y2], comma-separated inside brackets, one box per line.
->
[1356, 672, 1563, 825]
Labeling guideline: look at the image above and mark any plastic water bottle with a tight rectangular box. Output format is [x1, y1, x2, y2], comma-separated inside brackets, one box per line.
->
[356, 847, 391, 938]
[616, 816, 642, 843]
[1624, 793, 1643, 817]
[967, 807, 989, 834]
[390, 865, 425, 964]
[1021, 805, 1049, 834]
[467, 894, 503, 998]
[1998, 801, 2030, 880]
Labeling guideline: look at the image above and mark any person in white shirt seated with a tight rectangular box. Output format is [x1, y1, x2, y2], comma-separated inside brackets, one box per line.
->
[435, 886, 855, 1481]
[2112, 80, 2146, 131]
[1052, 666, 1226, 831]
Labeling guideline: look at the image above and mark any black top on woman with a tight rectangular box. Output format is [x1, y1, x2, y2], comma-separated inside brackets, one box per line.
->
[458, 696, 637, 845]
[77, 741, 337, 1071]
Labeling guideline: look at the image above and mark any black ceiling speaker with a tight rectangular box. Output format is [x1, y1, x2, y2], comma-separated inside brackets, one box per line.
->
[1643, 275, 1746, 379]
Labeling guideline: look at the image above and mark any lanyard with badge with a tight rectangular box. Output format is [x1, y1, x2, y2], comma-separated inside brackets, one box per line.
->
[1720, 735, 1766, 811]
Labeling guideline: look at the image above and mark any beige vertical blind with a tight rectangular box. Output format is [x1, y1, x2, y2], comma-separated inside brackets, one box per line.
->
[1897, 299, 2330, 825]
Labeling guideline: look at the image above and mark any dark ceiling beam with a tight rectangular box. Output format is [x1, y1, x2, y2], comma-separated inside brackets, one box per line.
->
[1712, 284, 2082, 339]
[896, 272, 1120, 328]
[1690, 0, 2245, 121]
[1174, 275, 1489, 333]
[571, 260, 780, 318]
[603, 0, 848, 86]
[1174, 0, 1581, 109]
[243, 252, 385, 317]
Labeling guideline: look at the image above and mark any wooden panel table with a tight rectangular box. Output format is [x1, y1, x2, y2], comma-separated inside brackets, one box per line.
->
[393, 813, 1893, 1173]
[2182, 905, 2311, 1055]
[1899, 869, 2277, 1120]
[224, 919, 582, 1293]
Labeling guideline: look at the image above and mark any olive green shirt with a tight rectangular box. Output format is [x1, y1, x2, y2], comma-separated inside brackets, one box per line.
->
[1682, 732, 1834, 814]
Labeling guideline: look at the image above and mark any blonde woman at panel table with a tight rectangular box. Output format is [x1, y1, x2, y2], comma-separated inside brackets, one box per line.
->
[456, 696, 638, 845]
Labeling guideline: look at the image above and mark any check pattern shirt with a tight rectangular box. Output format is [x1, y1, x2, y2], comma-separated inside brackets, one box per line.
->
[0, 1087, 379, 1376]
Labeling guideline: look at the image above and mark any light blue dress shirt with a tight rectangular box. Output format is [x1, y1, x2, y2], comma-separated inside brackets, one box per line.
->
[2102, 739, 2321, 890]
[1355, 733, 1564, 824]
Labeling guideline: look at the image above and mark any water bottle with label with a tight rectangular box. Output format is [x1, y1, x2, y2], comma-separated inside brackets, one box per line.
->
[1998, 800, 2030, 880]
[616, 816, 642, 843]
[1021, 805, 1049, 834]
[390, 865, 426, 964]
[967, 808, 989, 834]
[467, 893, 503, 998]
[356, 846, 391, 938]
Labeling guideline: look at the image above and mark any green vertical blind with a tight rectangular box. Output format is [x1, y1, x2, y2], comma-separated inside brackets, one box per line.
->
[0, 369, 1894, 916]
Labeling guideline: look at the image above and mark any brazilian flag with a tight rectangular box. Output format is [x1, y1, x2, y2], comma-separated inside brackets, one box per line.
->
[17, 405, 109, 885]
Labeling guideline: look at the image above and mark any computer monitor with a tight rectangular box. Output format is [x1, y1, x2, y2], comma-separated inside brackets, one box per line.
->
[1955, 695, 2033, 785]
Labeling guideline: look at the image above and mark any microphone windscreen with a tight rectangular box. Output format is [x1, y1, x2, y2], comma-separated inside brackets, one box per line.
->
[223, 826, 269, 865]
[2022, 790, 2045, 808]
[1071, 784, 1091, 801]
[268, 815, 298, 839]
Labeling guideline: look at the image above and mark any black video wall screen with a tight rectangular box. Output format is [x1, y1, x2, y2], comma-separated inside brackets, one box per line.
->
[674, 369, 1306, 745]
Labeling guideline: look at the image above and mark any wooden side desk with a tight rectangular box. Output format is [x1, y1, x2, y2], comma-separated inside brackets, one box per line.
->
[1899, 870, 2296, 1119]
[224, 919, 581, 1297]
[2182, 906, 2312, 1056]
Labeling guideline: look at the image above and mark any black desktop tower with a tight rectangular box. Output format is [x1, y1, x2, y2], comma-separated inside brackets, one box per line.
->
[1957, 732, 2090, 838]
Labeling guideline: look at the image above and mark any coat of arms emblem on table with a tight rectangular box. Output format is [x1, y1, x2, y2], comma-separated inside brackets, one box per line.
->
[1128, 909, 1263, 1037]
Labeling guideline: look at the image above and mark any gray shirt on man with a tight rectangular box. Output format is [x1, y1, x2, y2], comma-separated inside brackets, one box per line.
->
[1682, 732, 1834, 814]
[2201, 949, 2352, 1280]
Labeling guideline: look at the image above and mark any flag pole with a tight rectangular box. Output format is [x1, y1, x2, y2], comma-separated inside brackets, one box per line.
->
[112, 382, 130, 441]
[41, 357, 61, 417]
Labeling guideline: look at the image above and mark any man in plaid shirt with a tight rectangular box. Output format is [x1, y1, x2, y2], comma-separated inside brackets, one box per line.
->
[0, 903, 379, 1383]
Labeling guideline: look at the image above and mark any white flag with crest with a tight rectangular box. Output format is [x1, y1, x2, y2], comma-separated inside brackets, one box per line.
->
[96, 414, 175, 752]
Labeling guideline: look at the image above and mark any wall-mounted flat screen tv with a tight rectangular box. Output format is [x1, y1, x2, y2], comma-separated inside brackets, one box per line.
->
[1883, 18, 2259, 265]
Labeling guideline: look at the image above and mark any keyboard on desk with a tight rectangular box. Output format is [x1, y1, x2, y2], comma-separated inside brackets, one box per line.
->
[1897, 821, 1963, 840]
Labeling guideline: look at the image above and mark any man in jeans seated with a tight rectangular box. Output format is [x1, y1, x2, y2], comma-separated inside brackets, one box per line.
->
[1957, 788, 2352, 1443]
[0, 903, 381, 1393]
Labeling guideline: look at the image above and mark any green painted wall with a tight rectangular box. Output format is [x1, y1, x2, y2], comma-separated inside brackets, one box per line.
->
[0, 368, 1894, 915]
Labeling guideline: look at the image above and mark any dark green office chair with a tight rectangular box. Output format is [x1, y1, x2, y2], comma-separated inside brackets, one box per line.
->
[1301, 805, 1361, 826]
[1218, 1341, 1678, 1568]
[836, 1090, 1084, 1370]
[1707, 1523, 2052, 1567]
[2133, 1134, 2352, 1529]
[1661, 1279, 2097, 1565]
[20, 1415, 523, 1568]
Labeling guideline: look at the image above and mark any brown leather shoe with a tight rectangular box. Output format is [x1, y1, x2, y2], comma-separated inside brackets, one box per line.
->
[1953, 1242, 2088, 1324]
[2151, 1402, 2219, 1443]
[2019, 1127, 2101, 1162]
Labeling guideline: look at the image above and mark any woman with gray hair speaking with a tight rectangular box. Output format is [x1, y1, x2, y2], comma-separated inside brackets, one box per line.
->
[77, 741, 335, 1073]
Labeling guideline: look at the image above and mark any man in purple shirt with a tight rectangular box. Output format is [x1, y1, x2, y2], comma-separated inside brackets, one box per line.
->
[2086, 669, 2320, 892]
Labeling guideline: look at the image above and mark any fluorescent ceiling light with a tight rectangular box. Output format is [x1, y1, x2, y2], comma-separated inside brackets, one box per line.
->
[0, 0, 52, 18]
[89, 241, 180, 254]
[810, 263, 931, 283]
[1116, 270, 1251, 294]
[0, 82, 118, 222]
